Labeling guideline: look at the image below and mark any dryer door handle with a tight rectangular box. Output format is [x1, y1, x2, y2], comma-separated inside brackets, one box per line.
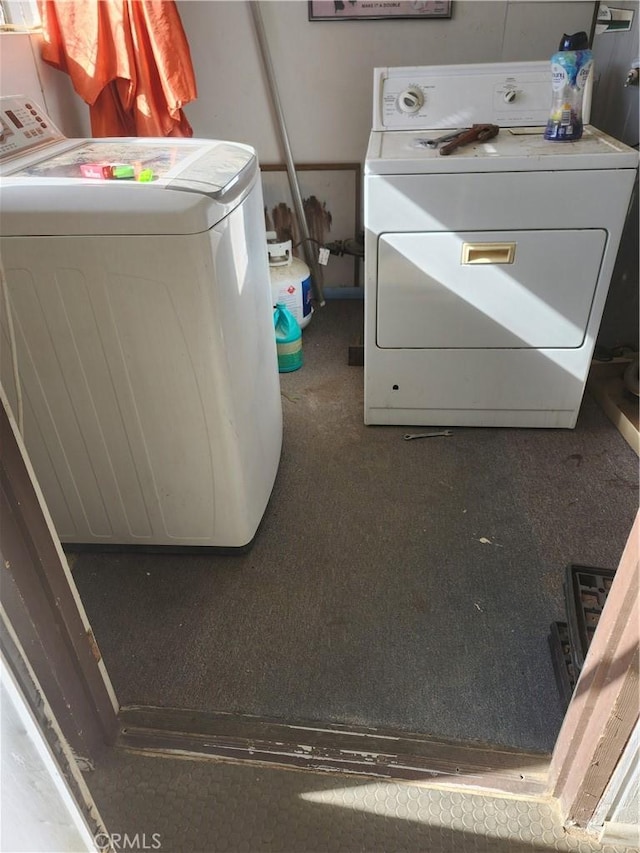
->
[461, 242, 516, 265]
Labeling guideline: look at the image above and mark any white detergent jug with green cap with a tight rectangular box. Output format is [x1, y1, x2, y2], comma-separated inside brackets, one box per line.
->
[544, 31, 593, 142]
[274, 303, 303, 373]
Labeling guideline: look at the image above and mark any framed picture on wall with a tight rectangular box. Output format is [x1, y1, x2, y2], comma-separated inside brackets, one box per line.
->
[261, 163, 362, 290]
[308, 1, 452, 21]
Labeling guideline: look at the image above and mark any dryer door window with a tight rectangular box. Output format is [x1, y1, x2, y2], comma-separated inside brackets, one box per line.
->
[376, 229, 606, 349]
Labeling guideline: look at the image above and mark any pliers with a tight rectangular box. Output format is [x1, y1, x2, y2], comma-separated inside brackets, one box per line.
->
[439, 123, 500, 156]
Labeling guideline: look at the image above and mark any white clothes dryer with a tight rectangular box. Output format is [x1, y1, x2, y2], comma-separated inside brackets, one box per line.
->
[364, 63, 638, 428]
[0, 96, 282, 550]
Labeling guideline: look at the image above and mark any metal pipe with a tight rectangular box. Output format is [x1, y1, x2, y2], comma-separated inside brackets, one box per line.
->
[249, 1, 325, 306]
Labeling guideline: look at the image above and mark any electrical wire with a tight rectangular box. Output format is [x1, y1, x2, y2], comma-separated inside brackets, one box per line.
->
[292, 237, 323, 250]
[293, 236, 365, 259]
[0, 258, 24, 435]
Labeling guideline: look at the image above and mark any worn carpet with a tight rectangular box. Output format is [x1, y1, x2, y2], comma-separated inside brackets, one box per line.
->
[72, 300, 638, 753]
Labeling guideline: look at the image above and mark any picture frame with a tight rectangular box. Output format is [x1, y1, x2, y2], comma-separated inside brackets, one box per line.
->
[261, 163, 362, 289]
[308, 1, 452, 22]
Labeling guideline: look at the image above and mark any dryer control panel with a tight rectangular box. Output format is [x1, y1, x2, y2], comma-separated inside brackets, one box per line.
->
[0, 96, 65, 163]
[372, 61, 579, 131]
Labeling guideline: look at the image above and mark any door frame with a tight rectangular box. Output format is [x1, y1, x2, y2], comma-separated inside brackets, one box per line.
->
[2, 388, 637, 825]
[1, 391, 119, 761]
[549, 510, 639, 824]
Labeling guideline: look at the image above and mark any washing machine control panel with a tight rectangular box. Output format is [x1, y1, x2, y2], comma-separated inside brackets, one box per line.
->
[0, 96, 65, 163]
[373, 62, 555, 131]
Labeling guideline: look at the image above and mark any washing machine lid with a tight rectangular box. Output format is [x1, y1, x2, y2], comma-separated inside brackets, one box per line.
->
[366, 126, 639, 175]
[0, 137, 259, 236]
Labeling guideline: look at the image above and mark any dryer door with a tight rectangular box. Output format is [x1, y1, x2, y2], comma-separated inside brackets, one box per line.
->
[376, 229, 606, 349]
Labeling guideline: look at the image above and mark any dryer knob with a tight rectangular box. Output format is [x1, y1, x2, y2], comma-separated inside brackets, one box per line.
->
[503, 88, 517, 103]
[397, 87, 425, 114]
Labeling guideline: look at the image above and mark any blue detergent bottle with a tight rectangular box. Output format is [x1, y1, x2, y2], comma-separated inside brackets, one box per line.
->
[544, 32, 593, 142]
[273, 303, 303, 373]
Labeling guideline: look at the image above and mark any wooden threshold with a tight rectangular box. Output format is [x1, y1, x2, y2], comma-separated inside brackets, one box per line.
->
[117, 705, 550, 798]
[588, 359, 639, 456]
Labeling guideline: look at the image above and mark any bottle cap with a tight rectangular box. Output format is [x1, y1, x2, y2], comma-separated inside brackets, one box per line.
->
[558, 31, 589, 50]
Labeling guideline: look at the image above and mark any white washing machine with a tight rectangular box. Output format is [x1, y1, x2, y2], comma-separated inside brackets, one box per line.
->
[0, 96, 282, 550]
[364, 62, 638, 428]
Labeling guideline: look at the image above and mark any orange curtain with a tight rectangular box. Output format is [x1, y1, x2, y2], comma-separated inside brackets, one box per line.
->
[39, 0, 197, 137]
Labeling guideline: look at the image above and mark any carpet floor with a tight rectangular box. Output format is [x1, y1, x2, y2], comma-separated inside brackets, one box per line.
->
[72, 300, 638, 753]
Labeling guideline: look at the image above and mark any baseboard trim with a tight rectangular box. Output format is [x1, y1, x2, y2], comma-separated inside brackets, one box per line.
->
[117, 706, 550, 797]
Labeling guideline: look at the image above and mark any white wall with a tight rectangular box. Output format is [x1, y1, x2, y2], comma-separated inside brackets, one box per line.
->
[0, 657, 98, 853]
[0, 34, 43, 106]
[1, 1, 596, 156]
[590, 0, 639, 350]
[0, 33, 90, 136]
[179, 0, 595, 163]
